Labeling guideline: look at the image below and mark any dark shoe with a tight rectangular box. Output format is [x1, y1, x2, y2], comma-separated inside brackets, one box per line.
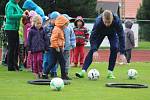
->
[8, 66, 16, 71]
[50, 72, 57, 78]
[61, 76, 72, 80]
[42, 74, 48, 79]
[2, 61, 7, 66]
[8, 69, 16, 71]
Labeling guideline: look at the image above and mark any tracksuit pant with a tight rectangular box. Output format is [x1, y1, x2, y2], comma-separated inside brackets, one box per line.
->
[125, 49, 132, 63]
[32, 52, 43, 74]
[82, 34, 119, 71]
[74, 45, 85, 65]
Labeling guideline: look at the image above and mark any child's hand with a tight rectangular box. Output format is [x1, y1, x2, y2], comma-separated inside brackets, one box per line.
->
[56, 48, 60, 52]
[84, 42, 88, 45]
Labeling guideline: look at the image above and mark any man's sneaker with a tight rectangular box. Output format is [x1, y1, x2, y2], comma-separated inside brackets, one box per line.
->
[107, 73, 116, 79]
[75, 71, 85, 78]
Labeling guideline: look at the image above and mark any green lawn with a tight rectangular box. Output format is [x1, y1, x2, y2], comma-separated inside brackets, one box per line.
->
[0, 62, 150, 100]
[134, 41, 150, 50]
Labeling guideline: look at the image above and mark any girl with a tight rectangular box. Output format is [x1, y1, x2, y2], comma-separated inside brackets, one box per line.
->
[27, 15, 48, 79]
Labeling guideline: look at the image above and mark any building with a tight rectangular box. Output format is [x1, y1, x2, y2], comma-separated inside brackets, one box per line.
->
[96, 0, 142, 19]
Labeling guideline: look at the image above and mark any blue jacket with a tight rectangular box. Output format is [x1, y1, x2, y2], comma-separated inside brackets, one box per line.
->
[27, 26, 49, 53]
[43, 23, 54, 48]
[90, 14, 125, 54]
[22, 0, 45, 21]
[64, 24, 76, 50]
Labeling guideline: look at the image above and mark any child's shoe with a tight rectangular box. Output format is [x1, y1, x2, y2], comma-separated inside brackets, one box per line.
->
[42, 74, 48, 79]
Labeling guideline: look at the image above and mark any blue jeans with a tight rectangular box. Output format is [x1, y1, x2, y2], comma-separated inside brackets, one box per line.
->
[63, 50, 70, 73]
[44, 48, 66, 78]
[42, 48, 58, 74]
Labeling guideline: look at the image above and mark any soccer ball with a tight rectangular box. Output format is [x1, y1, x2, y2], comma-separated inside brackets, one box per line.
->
[88, 69, 100, 80]
[50, 77, 64, 91]
[127, 69, 138, 79]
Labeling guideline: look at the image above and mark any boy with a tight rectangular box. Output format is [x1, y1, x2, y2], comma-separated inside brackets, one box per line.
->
[124, 20, 135, 63]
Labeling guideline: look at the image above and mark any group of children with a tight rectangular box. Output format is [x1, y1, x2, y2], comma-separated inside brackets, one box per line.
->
[27, 11, 89, 79]
[1, 10, 89, 79]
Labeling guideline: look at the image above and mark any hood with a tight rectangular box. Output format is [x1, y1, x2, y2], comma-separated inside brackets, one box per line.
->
[22, 0, 37, 10]
[29, 10, 37, 17]
[125, 20, 133, 29]
[55, 15, 69, 27]
[10, 0, 17, 4]
[74, 16, 84, 26]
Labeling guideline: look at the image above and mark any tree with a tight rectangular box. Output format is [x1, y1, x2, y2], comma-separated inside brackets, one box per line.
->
[56, 0, 97, 18]
[137, 0, 150, 41]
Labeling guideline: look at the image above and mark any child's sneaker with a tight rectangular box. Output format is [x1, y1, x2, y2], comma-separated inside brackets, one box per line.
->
[42, 74, 48, 79]
[107, 71, 116, 79]
[75, 70, 85, 78]
[62, 76, 72, 80]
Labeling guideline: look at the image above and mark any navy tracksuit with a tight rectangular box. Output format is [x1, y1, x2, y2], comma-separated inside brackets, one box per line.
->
[82, 14, 125, 71]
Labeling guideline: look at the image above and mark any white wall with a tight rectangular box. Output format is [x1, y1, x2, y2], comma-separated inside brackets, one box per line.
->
[70, 23, 139, 47]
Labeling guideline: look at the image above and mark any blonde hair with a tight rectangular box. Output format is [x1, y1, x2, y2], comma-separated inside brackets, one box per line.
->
[32, 15, 42, 25]
[102, 10, 113, 20]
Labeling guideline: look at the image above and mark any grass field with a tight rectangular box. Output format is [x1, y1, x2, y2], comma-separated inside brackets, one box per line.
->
[0, 62, 150, 100]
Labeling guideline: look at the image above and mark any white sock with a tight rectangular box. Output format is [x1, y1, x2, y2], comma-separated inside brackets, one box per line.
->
[108, 70, 113, 74]
[82, 70, 86, 73]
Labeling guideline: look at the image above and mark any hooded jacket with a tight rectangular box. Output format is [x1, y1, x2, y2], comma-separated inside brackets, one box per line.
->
[22, 0, 45, 21]
[50, 15, 69, 48]
[27, 26, 49, 53]
[4, 0, 23, 30]
[74, 16, 89, 46]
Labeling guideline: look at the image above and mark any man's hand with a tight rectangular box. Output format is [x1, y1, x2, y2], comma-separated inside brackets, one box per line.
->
[93, 51, 99, 61]
[119, 54, 127, 64]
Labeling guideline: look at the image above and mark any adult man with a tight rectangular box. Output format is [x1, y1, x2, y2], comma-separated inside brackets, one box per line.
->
[75, 10, 126, 79]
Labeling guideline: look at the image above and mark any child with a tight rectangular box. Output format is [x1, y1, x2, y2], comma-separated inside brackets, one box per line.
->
[42, 15, 70, 80]
[1, 19, 8, 66]
[43, 11, 60, 77]
[62, 14, 76, 78]
[124, 20, 135, 63]
[73, 16, 89, 67]
[23, 10, 37, 70]
[27, 15, 48, 79]
[18, 18, 25, 70]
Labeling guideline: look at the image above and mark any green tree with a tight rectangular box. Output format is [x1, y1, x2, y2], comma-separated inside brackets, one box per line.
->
[137, 0, 150, 41]
[56, 0, 97, 18]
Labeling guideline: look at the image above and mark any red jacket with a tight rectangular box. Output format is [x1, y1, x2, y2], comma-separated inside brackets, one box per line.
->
[74, 26, 89, 46]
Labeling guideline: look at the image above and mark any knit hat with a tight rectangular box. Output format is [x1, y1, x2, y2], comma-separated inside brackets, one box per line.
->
[48, 11, 60, 19]
[74, 16, 84, 26]
[62, 14, 72, 20]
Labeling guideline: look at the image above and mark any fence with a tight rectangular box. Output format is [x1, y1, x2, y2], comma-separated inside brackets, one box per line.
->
[0, 16, 150, 48]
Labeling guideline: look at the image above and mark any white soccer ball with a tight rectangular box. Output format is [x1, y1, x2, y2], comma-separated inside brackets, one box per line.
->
[127, 69, 138, 79]
[50, 77, 64, 91]
[88, 69, 100, 80]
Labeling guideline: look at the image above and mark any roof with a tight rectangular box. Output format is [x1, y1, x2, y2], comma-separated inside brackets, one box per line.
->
[96, 1, 120, 15]
[97, 0, 142, 19]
